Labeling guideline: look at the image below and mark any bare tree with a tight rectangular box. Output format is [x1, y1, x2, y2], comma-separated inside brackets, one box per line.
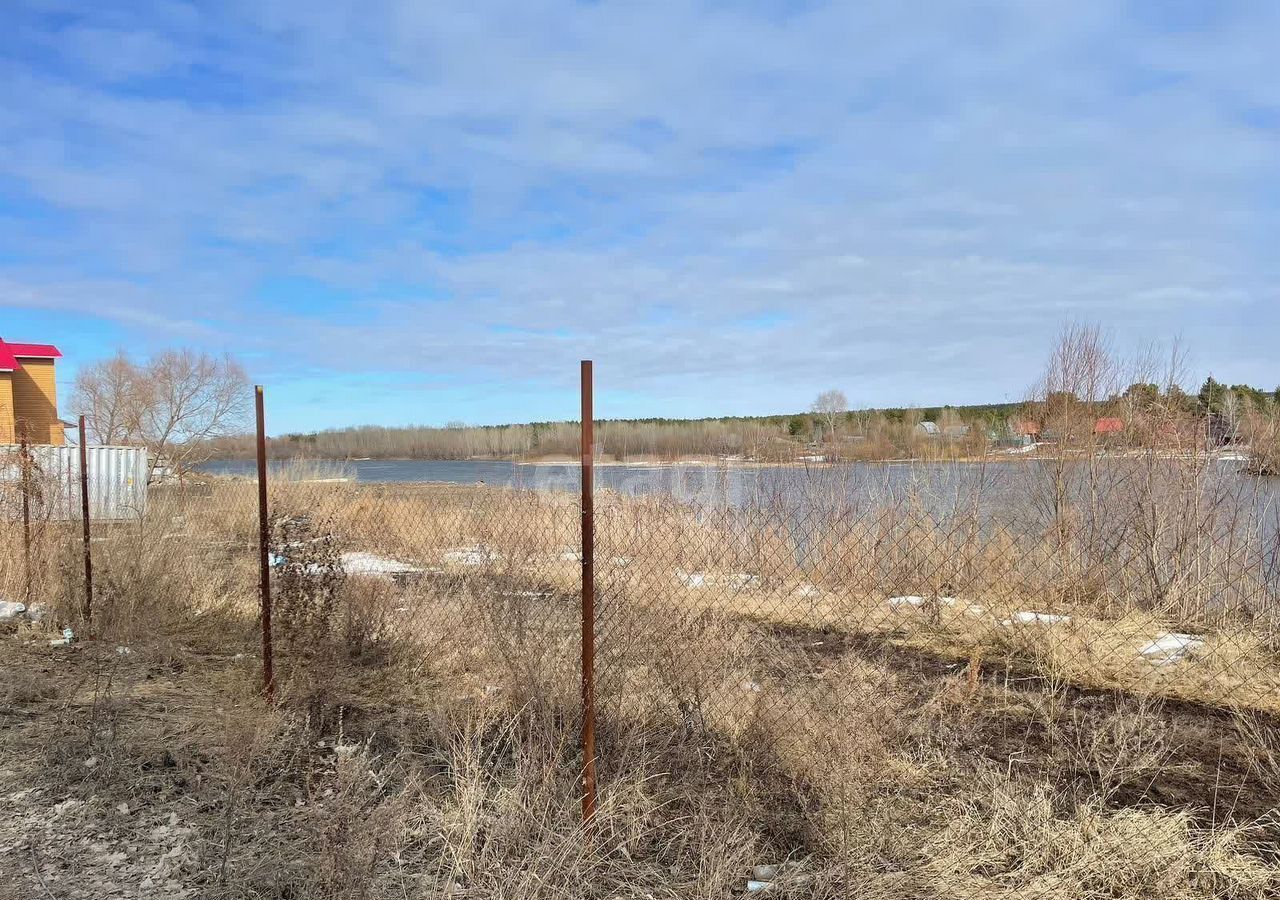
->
[1032, 322, 1117, 446]
[811, 389, 848, 442]
[72, 351, 141, 444]
[1023, 323, 1119, 550]
[72, 349, 250, 480]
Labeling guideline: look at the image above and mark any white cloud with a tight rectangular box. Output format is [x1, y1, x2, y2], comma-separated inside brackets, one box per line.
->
[1, 0, 1277, 426]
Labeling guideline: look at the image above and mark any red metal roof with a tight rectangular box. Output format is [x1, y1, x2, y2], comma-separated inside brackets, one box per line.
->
[1094, 417, 1125, 434]
[0, 338, 62, 372]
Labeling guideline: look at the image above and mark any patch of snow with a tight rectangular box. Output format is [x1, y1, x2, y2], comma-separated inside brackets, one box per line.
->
[341, 551, 425, 577]
[442, 547, 499, 567]
[1002, 611, 1072, 626]
[676, 570, 708, 588]
[793, 583, 821, 599]
[728, 573, 761, 589]
[1139, 632, 1204, 665]
[1001, 443, 1039, 454]
[558, 550, 582, 562]
[889, 595, 958, 609]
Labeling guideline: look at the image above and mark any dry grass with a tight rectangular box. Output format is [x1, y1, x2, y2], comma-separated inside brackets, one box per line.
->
[2, 461, 1279, 896]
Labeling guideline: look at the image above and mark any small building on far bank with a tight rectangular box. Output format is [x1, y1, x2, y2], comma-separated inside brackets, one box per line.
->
[0, 338, 64, 445]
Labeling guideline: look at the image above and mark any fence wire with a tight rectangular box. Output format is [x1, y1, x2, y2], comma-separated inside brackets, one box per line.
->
[5, 439, 1280, 895]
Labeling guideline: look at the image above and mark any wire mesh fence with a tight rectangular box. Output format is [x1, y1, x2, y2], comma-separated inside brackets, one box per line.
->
[5, 382, 1280, 895]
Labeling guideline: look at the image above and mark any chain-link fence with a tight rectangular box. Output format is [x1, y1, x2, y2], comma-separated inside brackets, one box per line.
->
[6, 384, 1280, 895]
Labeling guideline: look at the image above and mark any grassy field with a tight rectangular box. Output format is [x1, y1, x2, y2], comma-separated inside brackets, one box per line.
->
[1, 462, 1278, 897]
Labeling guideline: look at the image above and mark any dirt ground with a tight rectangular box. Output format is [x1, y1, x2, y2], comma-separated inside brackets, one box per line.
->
[0, 636, 255, 899]
[3, 615, 1279, 900]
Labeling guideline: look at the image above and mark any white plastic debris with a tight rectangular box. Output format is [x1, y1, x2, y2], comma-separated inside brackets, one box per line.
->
[1139, 632, 1204, 665]
[559, 550, 582, 562]
[341, 551, 425, 578]
[50, 627, 75, 647]
[115, 646, 133, 656]
[1002, 611, 1072, 626]
[0, 600, 26, 619]
[746, 880, 773, 893]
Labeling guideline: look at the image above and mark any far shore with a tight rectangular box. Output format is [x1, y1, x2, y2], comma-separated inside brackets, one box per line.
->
[227, 446, 1258, 470]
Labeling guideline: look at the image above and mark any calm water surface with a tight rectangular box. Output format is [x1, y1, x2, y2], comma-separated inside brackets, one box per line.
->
[201, 457, 1280, 518]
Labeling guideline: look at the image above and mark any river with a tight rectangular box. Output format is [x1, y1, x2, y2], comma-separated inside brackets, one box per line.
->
[200, 456, 1280, 520]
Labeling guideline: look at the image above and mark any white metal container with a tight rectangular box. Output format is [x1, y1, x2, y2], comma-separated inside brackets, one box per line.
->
[0, 444, 149, 522]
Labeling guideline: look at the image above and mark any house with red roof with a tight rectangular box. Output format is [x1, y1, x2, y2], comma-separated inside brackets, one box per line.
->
[1094, 417, 1125, 436]
[0, 338, 64, 445]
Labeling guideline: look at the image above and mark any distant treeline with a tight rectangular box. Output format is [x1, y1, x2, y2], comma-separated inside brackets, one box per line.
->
[205, 377, 1280, 463]
[207, 400, 1026, 462]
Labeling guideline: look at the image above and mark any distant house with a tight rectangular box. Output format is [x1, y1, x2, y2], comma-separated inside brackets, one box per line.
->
[942, 424, 970, 440]
[1013, 419, 1041, 439]
[915, 421, 940, 437]
[1094, 417, 1125, 436]
[0, 338, 64, 445]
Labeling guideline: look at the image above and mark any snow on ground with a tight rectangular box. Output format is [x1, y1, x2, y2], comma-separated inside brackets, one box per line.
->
[442, 547, 499, 566]
[888, 595, 957, 609]
[340, 551, 426, 578]
[1139, 632, 1204, 665]
[1002, 611, 1072, 626]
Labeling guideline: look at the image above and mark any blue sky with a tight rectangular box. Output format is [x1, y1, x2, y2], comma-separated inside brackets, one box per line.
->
[1, 1, 1277, 433]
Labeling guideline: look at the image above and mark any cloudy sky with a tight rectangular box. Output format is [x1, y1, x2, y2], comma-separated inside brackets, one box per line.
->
[2, 1, 1277, 432]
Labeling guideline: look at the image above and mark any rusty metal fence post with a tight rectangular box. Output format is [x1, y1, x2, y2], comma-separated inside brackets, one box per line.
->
[19, 433, 32, 606]
[580, 360, 598, 823]
[255, 386, 275, 703]
[77, 416, 93, 623]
